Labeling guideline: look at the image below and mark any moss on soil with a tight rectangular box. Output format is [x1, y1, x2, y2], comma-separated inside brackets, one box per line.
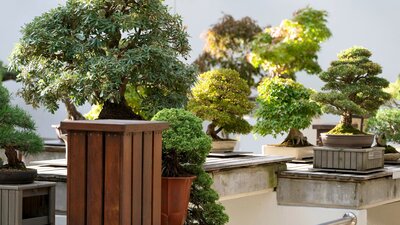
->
[327, 123, 365, 135]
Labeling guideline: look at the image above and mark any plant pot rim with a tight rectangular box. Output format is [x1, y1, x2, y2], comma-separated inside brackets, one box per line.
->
[321, 133, 373, 137]
[162, 176, 196, 180]
[212, 139, 237, 142]
[265, 144, 314, 148]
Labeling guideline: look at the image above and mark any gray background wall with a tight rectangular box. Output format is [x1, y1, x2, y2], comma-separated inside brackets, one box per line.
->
[2, 0, 399, 153]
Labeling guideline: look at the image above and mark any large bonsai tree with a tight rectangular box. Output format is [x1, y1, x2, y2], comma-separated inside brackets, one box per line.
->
[250, 7, 331, 144]
[313, 46, 391, 134]
[0, 83, 43, 169]
[152, 109, 229, 225]
[194, 14, 264, 87]
[10, 0, 196, 120]
[188, 69, 254, 141]
[253, 77, 321, 146]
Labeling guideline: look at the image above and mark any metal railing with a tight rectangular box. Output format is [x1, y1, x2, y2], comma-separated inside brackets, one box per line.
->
[318, 212, 357, 225]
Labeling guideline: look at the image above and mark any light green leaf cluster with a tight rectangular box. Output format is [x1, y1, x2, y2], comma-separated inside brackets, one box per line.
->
[367, 108, 400, 143]
[250, 6, 331, 79]
[10, 0, 195, 118]
[0, 84, 43, 156]
[253, 77, 321, 137]
[313, 46, 391, 120]
[188, 69, 254, 135]
[384, 75, 400, 101]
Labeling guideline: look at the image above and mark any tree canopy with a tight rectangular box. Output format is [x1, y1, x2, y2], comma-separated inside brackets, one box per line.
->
[194, 14, 264, 87]
[250, 6, 331, 79]
[313, 46, 391, 131]
[10, 0, 196, 120]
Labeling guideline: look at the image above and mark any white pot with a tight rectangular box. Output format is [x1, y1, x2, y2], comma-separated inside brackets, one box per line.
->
[262, 145, 314, 160]
[211, 140, 237, 153]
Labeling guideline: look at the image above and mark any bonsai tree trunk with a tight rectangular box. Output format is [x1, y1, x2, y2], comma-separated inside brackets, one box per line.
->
[98, 96, 143, 120]
[4, 147, 24, 169]
[281, 128, 311, 146]
[63, 98, 85, 120]
[206, 123, 223, 141]
[340, 112, 353, 127]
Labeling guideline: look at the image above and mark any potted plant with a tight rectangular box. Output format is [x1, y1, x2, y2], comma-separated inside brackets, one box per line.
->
[187, 68, 254, 152]
[367, 108, 400, 161]
[152, 108, 228, 225]
[0, 83, 43, 184]
[253, 77, 321, 159]
[313, 46, 391, 148]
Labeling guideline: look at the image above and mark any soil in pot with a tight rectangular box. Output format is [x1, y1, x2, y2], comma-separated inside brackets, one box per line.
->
[0, 168, 37, 184]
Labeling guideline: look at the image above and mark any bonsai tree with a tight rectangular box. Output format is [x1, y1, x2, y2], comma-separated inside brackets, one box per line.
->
[253, 77, 321, 146]
[313, 46, 391, 134]
[383, 75, 400, 107]
[367, 108, 400, 153]
[188, 69, 254, 141]
[250, 6, 331, 144]
[10, 0, 196, 120]
[0, 83, 43, 169]
[152, 109, 229, 225]
[250, 6, 331, 79]
[194, 14, 264, 87]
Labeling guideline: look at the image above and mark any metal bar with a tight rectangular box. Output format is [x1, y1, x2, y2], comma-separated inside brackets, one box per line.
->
[318, 212, 357, 225]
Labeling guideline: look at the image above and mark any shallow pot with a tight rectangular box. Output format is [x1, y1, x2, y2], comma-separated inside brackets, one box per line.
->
[0, 168, 37, 184]
[211, 140, 237, 153]
[162, 176, 196, 225]
[262, 145, 314, 160]
[320, 133, 374, 148]
[384, 153, 400, 161]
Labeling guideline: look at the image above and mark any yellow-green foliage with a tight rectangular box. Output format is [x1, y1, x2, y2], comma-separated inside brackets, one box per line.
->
[253, 77, 321, 137]
[327, 123, 365, 135]
[188, 69, 254, 136]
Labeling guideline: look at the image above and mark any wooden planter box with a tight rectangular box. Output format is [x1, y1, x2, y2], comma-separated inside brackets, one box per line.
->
[313, 147, 384, 172]
[60, 120, 169, 225]
[0, 181, 55, 225]
[262, 145, 314, 160]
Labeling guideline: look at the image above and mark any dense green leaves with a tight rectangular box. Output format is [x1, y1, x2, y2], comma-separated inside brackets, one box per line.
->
[194, 15, 264, 87]
[367, 108, 400, 143]
[313, 46, 391, 127]
[188, 69, 254, 139]
[0, 84, 43, 162]
[152, 109, 228, 225]
[10, 0, 195, 119]
[253, 77, 321, 137]
[250, 6, 331, 79]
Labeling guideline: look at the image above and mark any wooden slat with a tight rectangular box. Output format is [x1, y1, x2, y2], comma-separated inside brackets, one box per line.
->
[132, 132, 143, 225]
[142, 131, 154, 225]
[14, 190, 22, 225]
[152, 131, 162, 225]
[339, 151, 345, 169]
[121, 133, 132, 225]
[8, 190, 15, 225]
[344, 152, 351, 169]
[87, 132, 104, 225]
[49, 186, 55, 225]
[104, 133, 122, 225]
[67, 131, 87, 225]
[2, 190, 8, 225]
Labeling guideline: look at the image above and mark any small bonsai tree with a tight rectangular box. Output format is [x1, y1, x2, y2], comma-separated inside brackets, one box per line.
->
[10, 0, 196, 120]
[152, 109, 229, 225]
[313, 46, 391, 134]
[0, 83, 43, 169]
[188, 69, 254, 141]
[367, 108, 400, 153]
[194, 14, 264, 87]
[253, 77, 321, 146]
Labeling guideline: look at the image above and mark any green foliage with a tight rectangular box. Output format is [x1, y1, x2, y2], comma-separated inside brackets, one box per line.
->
[253, 77, 321, 137]
[367, 108, 400, 143]
[250, 6, 331, 79]
[188, 69, 254, 139]
[327, 123, 365, 135]
[0, 83, 43, 166]
[313, 46, 391, 126]
[10, 0, 196, 119]
[152, 109, 228, 225]
[0, 61, 17, 82]
[194, 14, 264, 87]
[384, 75, 400, 105]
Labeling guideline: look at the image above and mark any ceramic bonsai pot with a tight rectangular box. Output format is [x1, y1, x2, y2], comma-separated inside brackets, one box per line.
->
[262, 145, 314, 160]
[0, 168, 37, 184]
[211, 140, 237, 153]
[162, 176, 196, 225]
[320, 133, 374, 148]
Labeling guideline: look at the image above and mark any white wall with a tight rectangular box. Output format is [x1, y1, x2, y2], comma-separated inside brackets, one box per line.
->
[2, 0, 400, 150]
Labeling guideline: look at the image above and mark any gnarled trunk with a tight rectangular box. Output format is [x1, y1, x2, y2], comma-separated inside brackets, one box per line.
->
[63, 98, 85, 120]
[281, 128, 311, 147]
[4, 147, 25, 169]
[340, 113, 352, 127]
[206, 123, 223, 141]
[98, 97, 143, 120]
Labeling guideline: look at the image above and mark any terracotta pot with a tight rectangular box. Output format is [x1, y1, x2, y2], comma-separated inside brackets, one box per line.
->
[211, 140, 237, 153]
[321, 133, 374, 148]
[162, 176, 196, 225]
[0, 168, 37, 184]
